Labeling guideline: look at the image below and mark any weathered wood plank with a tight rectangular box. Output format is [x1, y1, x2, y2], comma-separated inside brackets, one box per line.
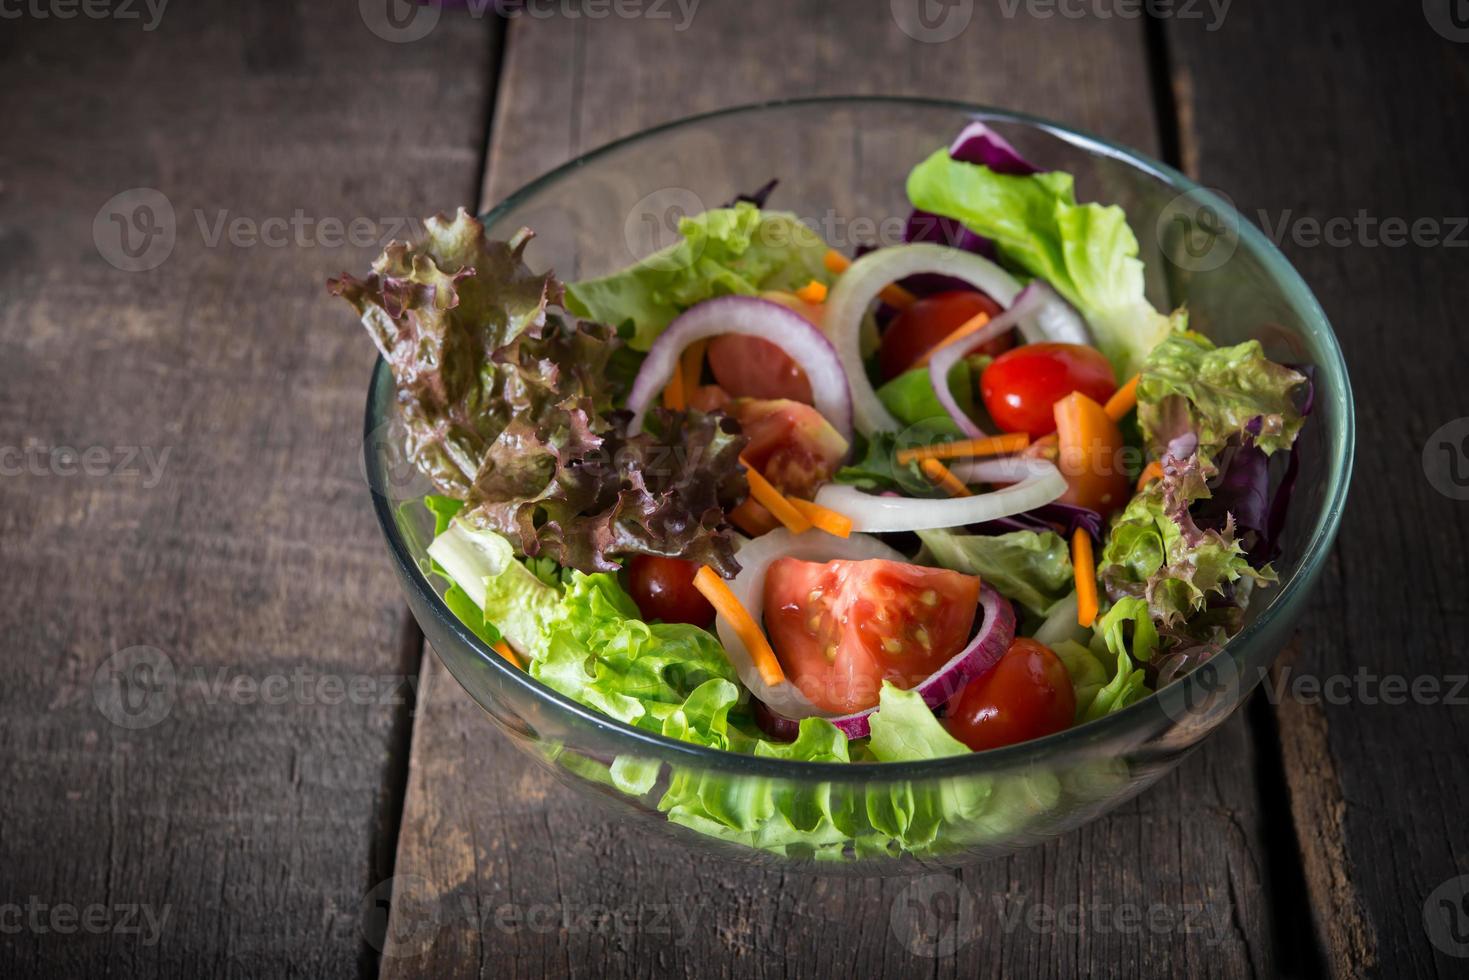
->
[1166, 3, 1469, 976]
[383, 4, 1278, 977]
[0, 4, 497, 977]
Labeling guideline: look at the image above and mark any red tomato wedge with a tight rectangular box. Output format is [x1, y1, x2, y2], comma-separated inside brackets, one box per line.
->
[728, 398, 848, 535]
[706, 292, 824, 403]
[879, 290, 1007, 381]
[762, 557, 981, 714]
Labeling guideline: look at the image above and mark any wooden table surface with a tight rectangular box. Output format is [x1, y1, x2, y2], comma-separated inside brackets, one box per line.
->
[2, 2, 1466, 977]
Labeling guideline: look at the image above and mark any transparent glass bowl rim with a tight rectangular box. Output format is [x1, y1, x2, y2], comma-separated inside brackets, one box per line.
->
[364, 95, 1355, 782]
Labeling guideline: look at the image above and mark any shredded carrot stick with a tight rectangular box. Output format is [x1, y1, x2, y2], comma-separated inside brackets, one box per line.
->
[1071, 529, 1099, 628]
[740, 456, 813, 534]
[920, 458, 972, 498]
[681, 339, 708, 397]
[897, 433, 1030, 465]
[795, 280, 828, 305]
[913, 312, 992, 368]
[694, 565, 786, 686]
[492, 640, 523, 669]
[822, 250, 916, 310]
[787, 497, 853, 538]
[1104, 374, 1140, 422]
[1136, 459, 1164, 492]
[662, 357, 687, 411]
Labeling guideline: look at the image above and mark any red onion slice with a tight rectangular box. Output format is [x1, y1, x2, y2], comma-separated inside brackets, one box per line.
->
[926, 286, 1047, 438]
[824, 244, 1023, 434]
[625, 296, 853, 441]
[718, 529, 904, 720]
[754, 584, 1016, 741]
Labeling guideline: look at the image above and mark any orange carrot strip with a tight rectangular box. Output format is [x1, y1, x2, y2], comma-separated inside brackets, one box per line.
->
[1135, 459, 1164, 492]
[1072, 528, 1099, 628]
[740, 456, 813, 534]
[913, 312, 992, 368]
[680, 339, 708, 398]
[662, 356, 687, 411]
[897, 433, 1030, 465]
[492, 640, 523, 670]
[787, 498, 853, 538]
[694, 566, 786, 687]
[920, 458, 972, 498]
[1104, 374, 1140, 422]
[795, 280, 829, 305]
[822, 250, 916, 310]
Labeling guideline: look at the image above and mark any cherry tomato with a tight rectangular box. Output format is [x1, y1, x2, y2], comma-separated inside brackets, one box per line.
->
[879, 290, 1007, 381]
[705, 292, 824, 403]
[945, 638, 1076, 752]
[980, 343, 1118, 438]
[763, 557, 981, 714]
[627, 555, 714, 627]
[727, 398, 848, 535]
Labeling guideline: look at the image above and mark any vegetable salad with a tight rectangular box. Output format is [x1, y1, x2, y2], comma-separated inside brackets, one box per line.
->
[331, 123, 1311, 857]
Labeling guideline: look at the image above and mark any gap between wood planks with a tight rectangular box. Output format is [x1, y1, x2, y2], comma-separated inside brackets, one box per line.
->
[357, 20, 510, 979]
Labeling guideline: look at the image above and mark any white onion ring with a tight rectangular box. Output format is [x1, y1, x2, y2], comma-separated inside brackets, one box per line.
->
[625, 296, 853, 440]
[813, 458, 1066, 533]
[926, 286, 1046, 438]
[1014, 281, 1091, 346]
[754, 585, 1016, 741]
[824, 244, 1023, 434]
[717, 529, 904, 720]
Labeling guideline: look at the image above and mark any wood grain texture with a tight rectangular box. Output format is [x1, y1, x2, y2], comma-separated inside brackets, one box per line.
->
[0, 4, 496, 977]
[383, 3, 1277, 977]
[1166, 3, 1469, 976]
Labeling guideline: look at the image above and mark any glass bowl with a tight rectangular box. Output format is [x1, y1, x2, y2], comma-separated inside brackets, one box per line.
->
[363, 97, 1354, 871]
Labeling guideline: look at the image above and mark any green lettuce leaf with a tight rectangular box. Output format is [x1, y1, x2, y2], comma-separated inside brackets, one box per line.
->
[917, 528, 1073, 616]
[906, 151, 1171, 378]
[530, 573, 737, 731]
[1052, 638, 1108, 718]
[1099, 453, 1275, 626]
[564, 204, 832, 350]
[1082, 598, 1155, 720]
[834, 431, 941, 497]
[1138, 330, 1309, 460]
